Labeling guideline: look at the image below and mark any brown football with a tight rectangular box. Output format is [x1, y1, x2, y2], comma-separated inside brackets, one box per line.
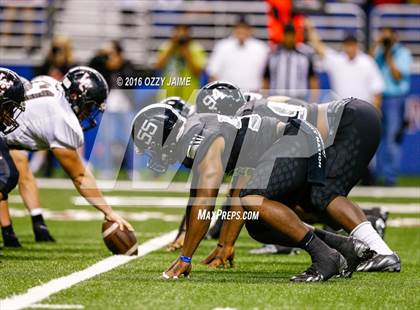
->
[102, 220, 138, 256]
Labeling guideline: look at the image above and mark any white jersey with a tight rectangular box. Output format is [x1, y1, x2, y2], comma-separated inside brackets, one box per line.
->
[3, 76, 84, 151]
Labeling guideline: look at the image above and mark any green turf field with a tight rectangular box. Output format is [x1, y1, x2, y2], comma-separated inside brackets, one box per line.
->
[1, 187, 419, 310]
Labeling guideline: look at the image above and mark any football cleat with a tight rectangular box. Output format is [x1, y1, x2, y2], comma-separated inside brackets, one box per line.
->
[249, 244, 300, 255]
[2, 230, 22, 248]
[290, 251, 347, 282]
[340, 237, 375, 278]
[357, 252, 401, 272]
[33, 223, 56, 242]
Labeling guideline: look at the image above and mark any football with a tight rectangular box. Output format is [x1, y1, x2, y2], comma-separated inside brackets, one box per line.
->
[102, 220, 138, 256]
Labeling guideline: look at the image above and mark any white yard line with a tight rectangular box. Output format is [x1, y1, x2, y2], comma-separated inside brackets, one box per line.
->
[9, 194, 420, 214]
[0, 230, 178, 310]
[350, 186, 419, 198]
[33, 178, 419, 198]
[28, 304, 84, 309]
[9, 208, 181, 222]
[71, 196, 189, 208]
[388, 218, 420, 227]
[70, 197, 419, 214]
[356, 203, 419, 214]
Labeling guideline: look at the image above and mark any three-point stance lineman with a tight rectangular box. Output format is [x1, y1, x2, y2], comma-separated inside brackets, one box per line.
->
[132, 93, 399, 281]
[0, 67, 133, 246]
[132, 100, 352, 282]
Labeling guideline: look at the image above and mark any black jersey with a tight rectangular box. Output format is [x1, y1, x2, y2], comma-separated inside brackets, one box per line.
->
[177, 113, 279, 174]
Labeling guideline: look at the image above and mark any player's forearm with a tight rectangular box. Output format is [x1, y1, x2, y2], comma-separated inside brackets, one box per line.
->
[72, 172, 112, 215]
[218, 203, 245, 247]
[182, 202, 214, 257]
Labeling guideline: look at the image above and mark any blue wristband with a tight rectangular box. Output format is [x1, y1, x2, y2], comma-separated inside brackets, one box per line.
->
[180, 255, 192, 263]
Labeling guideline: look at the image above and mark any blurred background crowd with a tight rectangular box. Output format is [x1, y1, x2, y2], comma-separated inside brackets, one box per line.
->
[0, 0, 419, 186]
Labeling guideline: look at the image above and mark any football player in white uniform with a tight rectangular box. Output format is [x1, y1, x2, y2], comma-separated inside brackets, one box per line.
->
[0, 66, 133, 246]
[0, 68, 26, 247]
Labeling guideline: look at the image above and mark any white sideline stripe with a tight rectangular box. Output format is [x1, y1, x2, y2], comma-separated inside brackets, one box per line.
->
[28, 304, 84, 309]
[350, 186, 420, 198]
[388, 218, 420, 227]
[357, 203, 419, 214]
[0, 230, 178, 310]
[71, 196, 189, 207]
[70, 197, 420, 214]
[33, 178, 419, 198]
[9, 208, 182, 222]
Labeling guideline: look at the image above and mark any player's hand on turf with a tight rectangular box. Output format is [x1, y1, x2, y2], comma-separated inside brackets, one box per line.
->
[105, 211, 134, 232]
[162, 258, 192, 279]
[201, 244, 235, 268]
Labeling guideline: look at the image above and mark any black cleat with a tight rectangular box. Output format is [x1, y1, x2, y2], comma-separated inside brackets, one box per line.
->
[290, 251, 347, 282]
[340, 237, 375, 278]
[33, 223, 55, 242]
[357, 252, 401, 272]
[2, 230, 22, 248]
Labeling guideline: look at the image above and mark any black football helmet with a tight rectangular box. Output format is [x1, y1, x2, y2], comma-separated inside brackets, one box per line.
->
[131, 103, 186, 173]
[196, 81, 246, 115]
[61, 66, 109, 131]
[0, 68, 25, 134]
[160, 96, 191, 117]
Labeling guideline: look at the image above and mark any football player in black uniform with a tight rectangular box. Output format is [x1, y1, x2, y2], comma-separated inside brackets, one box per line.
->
[0, 68, 25, 247]
[132, 96, 381, 281]
[162, 82, 398, 273]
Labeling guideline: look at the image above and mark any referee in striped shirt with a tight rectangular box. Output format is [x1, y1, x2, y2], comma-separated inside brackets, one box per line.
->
[263, 24, 319, 102]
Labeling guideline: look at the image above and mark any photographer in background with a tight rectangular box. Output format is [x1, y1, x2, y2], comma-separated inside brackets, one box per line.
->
[154, 24, 206, 102]
[88, 41, 137, 179]
[372, 27, 412, 186]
